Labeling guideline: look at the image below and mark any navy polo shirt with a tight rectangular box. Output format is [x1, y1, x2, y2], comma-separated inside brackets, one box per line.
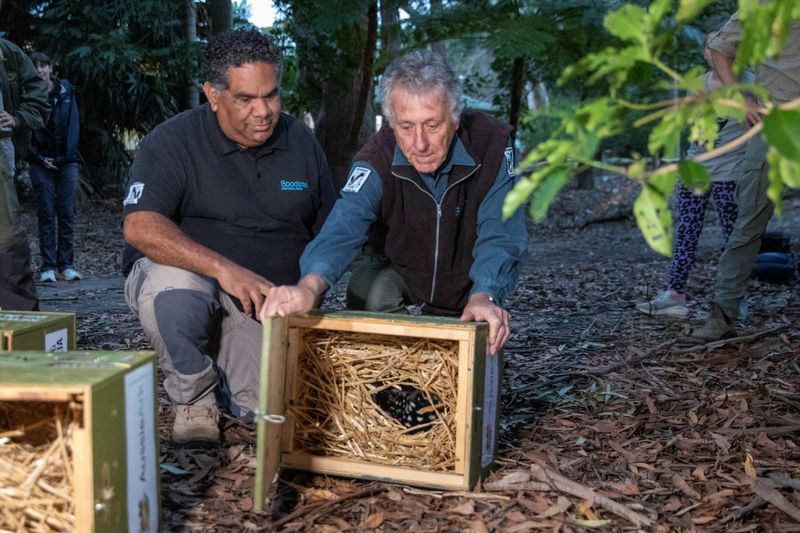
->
[122, 104, 335, 288]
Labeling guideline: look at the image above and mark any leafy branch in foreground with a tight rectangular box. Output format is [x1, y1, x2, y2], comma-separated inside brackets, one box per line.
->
[504, 0, 800, 256]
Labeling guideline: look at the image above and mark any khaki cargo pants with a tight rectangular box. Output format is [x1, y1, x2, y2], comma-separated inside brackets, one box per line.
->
[713, 135, 772, 319]
[124, 257, 262, 419]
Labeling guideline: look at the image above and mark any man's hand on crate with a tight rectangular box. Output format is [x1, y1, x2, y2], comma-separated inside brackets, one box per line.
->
[460, 293, 509, 355]
[260, 273, 328, 319]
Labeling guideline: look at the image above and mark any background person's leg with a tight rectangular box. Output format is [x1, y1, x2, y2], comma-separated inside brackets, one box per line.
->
[667, 183, 710, 294]
[0, 159, 37, 310]
[54, 162, 79, 272]
[713, 136, 771, 320]
[28, 164, 57, 273]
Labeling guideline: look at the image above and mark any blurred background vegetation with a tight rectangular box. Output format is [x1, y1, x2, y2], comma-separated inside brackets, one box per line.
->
[0, 0, 737, 195]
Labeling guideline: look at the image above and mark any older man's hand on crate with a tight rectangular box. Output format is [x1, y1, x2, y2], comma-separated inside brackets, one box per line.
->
[260, 273, 329, 319]
[460, 292, 509, 355]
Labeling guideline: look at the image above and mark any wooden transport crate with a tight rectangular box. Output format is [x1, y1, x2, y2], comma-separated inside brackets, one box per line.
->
[0, 351, 159, 533]
[0, 310, 76, 351]
[255, 312, 501, 507]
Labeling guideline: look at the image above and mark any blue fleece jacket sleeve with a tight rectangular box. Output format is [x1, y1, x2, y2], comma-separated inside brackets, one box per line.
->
[299, 161, 382, 287]
[469, 138, 528, 304]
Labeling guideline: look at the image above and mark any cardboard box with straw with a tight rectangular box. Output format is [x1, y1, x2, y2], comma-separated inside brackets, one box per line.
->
[0, 350, 159, 532]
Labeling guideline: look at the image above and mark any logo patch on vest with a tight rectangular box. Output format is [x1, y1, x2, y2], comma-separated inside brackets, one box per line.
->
[123, 182, 145, 205]
[504, 147, 515, 178]
[342, 166, 371, 193]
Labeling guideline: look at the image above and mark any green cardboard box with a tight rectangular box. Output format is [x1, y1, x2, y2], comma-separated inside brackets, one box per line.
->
[0, 310, 76, 351]
[0, 351, 159, 532]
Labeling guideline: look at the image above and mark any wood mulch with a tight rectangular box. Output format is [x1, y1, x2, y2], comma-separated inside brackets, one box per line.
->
[16, 177, 800, 531]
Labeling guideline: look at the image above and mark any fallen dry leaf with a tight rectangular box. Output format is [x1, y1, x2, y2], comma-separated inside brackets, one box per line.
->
[538, 496, 571, 518]
[744, 453, 757, 479]
[452, 500, 476, 515]
[362, 512, 384, 528]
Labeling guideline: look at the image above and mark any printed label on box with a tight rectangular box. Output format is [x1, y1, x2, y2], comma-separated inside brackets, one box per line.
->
[125, 362, 158, 533]
[481, 353, 500, 468]
[45, 328, 68, 352]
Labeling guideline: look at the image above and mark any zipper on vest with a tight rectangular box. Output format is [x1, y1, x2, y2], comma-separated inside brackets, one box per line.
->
[391, 163, 482, 304]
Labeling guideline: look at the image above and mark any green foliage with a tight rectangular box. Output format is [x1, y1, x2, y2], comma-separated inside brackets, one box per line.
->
[272, 0, 372, 117]
[634, 171, 676, 256]
[33, 0, 196, 189]
[734, 0, 800, 75]
[505, 0, 800, 256]
[516, 96, 576, 154]
[762, 108, 800, 161]
[677, 0, 717, 23]
[764, 108, 800, 215]
[678, 159, 711, 192]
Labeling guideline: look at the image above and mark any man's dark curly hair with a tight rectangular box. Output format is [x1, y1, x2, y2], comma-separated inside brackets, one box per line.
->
[203, 28, 282, 90]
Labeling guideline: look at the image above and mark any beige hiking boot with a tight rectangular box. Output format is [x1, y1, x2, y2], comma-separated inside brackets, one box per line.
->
[677, 303, 735, 346]
[172, 404, 221, 446]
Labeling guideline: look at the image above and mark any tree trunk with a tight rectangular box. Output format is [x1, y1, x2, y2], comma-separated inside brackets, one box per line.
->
[349, 2, 377, 149]
[208, 0, 232, 35]
[430, 0, 445, 57]
[380, 0, 401, 58]
[508, 55, 526, 142]
[311, 4, 377, 190]
[184, 0, 199, 109]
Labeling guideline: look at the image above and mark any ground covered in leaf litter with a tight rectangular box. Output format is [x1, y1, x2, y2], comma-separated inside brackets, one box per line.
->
[21, 175, 800, 532]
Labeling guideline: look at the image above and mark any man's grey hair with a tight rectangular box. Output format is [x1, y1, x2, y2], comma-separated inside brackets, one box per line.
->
[203, 28, 282, 92]
[380, 50, 463, 126]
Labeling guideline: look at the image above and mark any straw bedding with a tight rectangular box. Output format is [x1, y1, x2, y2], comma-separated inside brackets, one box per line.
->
[0, 401, 77, 532]
[289, 330, 459, 471]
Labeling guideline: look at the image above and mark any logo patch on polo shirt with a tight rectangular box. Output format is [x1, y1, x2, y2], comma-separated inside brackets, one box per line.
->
[342, 166, 371, 193]
[281, 180, 309, 191]
[504, 147, 515, 178]
[123, 182, 145, 205]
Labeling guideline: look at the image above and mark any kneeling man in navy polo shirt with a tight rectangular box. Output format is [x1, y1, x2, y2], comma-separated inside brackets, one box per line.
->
[121, 29, 335, 446]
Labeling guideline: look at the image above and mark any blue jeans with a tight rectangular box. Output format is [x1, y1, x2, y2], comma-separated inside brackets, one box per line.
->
[29, 162, 79, 272]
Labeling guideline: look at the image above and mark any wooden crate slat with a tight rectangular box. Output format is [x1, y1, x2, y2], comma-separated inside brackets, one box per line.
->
[281, 453, 469, 491]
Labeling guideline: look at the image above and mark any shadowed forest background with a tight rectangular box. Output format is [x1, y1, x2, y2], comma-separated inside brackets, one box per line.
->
[1, 0, 737, 194]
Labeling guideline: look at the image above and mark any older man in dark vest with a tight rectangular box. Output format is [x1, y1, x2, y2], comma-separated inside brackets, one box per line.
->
[263, 50, 527, 355]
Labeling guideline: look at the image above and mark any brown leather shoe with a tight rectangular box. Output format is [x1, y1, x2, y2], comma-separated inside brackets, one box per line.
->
[678, 304, 735, 345]
[172, 404, 220, 446]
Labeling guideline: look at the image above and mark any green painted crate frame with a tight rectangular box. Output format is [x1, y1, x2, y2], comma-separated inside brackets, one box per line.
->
[0, 351, 160, 533]
[0, 310, 76, 352]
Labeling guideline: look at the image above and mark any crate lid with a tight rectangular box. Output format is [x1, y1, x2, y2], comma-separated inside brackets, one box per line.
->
[0, 311, 74, 334]
[0, 351, 155, 386]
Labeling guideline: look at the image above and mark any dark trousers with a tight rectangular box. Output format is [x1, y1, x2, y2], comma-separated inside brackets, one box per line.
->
[29, 162, 79, 272]
[346, 249, 410, 313]
[1, 161, 37, 310]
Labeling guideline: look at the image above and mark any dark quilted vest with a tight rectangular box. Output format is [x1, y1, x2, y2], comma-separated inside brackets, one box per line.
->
[355, 111, 512, 315]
